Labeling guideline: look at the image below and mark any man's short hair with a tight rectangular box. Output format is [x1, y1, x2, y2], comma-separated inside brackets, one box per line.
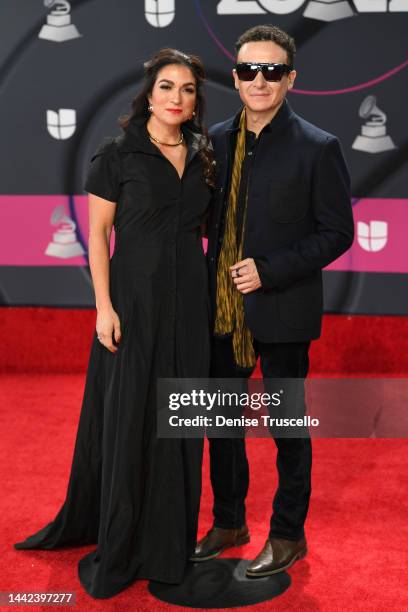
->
[235, 24, 296, 68]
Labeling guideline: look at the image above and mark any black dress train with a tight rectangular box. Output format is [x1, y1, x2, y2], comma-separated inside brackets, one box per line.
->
[14, 116, 212, 599]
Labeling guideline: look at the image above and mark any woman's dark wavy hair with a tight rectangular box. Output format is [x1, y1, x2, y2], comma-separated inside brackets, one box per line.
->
[119, 48, 215, 187]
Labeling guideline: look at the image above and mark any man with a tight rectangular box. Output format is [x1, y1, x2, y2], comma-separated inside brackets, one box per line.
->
[191, 24, 354, 576]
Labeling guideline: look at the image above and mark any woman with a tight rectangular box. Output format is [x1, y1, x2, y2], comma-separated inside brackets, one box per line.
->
[14, 48, 215, 599]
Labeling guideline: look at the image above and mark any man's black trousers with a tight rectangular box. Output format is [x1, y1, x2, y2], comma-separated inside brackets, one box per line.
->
[209, 336, 312, 541]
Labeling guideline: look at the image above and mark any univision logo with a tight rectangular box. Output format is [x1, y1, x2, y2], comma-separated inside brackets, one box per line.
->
[145, 0, 175, 28]
[357, 221, 388, 252]
[46, 109, 76, 140]
[217, 0, 408, 22]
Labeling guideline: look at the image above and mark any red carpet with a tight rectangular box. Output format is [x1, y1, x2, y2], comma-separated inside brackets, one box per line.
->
[2, 308, 408, 374]
[1, 310, 408, 610]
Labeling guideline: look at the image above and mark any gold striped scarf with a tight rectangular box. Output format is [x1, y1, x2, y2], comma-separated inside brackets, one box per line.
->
[214, 107, 256, 369]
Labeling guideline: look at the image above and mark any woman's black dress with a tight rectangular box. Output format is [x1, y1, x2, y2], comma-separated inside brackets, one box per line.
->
[14, 116, 212, 598]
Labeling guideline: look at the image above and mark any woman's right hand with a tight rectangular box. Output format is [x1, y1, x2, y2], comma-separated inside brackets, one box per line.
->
[96, 306, 122, 353]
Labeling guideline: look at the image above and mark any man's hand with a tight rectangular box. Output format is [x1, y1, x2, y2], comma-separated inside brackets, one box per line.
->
[230, 258, 262, 294]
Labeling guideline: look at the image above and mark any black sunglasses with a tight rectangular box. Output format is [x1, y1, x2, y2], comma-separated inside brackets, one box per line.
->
[235, 62, 292, 82]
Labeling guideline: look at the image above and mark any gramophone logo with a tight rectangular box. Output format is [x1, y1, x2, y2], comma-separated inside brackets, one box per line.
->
[216, 0, 407, 21]
[38, 0, 81, 42]
[357, 220, 388, 253]
[45, 205, 85, 259]
[352, 96, 396, 153]
[47, 109, 76, 140]
[145, 0, 175, 27]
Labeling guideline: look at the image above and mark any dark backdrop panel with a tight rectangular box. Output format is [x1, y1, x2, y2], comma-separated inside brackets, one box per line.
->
[1, 0, 407, 313]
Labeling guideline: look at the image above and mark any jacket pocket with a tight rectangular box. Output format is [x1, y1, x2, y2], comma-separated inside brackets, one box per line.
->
[266, 179, 309, 223]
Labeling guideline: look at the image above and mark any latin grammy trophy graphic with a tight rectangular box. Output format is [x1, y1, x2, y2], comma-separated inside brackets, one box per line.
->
[45, 205, 85, 259]
[352, 96, 396, 153]
[303, 0, 354, 21]
[38, 0, 81, 43]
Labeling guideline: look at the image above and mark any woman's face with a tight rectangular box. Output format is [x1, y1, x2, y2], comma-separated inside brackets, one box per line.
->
[148, 63, 197, 126]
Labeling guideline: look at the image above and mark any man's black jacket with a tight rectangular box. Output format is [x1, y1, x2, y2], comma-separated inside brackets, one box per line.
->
[207, 98, 354, 343]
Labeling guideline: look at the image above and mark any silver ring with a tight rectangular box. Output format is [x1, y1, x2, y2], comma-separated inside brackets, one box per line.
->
[235, 268, 240, 277]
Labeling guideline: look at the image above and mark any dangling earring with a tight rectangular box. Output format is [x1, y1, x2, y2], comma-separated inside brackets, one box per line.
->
[148, 104, 153, 112]
[191, 110, 196, 120]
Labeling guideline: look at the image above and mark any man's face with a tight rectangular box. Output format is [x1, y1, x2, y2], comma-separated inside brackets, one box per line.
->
[233, 40, 296, 113]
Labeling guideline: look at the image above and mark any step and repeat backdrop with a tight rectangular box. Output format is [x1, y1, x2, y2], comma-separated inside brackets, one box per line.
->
[0, 0, 407, 313]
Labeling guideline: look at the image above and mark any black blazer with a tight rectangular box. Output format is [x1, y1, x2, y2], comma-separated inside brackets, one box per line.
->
[207, 98, 354, 343]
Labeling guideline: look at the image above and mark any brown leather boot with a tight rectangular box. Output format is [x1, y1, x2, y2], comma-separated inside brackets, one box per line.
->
[245, 537, 307, 577]
[190, 525, 250, 562]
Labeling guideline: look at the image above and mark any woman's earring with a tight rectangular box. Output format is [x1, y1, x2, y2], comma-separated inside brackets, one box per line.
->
[148, 104, 153, 112]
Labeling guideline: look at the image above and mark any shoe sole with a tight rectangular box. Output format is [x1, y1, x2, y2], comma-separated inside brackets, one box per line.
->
[189, 534, 251, 562]
[245, 546, 308, 578]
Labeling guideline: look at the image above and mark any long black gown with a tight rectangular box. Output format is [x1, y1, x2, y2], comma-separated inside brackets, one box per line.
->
[14, 116, 212, 598]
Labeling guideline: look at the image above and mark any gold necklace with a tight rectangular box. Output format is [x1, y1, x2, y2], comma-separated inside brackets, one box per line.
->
[148, 130, 184, 146]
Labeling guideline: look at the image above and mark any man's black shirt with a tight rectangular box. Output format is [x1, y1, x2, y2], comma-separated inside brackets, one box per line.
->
[236, 129, 258, 248]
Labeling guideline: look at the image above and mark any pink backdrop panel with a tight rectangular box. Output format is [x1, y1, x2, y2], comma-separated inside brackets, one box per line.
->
[326, 198, 408, 274]
[1, 196, 406, 273]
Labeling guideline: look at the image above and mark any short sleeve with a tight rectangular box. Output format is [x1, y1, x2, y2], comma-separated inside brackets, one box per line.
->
[84, 137, 121, 203]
